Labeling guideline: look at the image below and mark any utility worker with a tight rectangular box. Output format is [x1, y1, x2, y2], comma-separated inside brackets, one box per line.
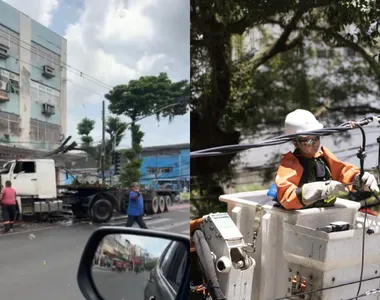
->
[1, 180, 17, 233]
[125, 182, 148, 228]
[275, 109, 379, 210]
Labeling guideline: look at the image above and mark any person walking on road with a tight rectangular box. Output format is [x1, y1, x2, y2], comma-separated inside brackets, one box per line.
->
[1, 180, 17, 233]
[125, 182, 148, 229]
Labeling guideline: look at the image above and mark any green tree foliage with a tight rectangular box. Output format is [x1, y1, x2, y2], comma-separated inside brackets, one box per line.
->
[191, 0, 380, 218]
[77, 117, 95, 148]
[105, 73, 190, 186]
[76, 116, 127, 170]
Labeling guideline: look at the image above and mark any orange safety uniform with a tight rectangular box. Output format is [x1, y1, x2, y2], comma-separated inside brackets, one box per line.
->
[275, 146, 360, 210]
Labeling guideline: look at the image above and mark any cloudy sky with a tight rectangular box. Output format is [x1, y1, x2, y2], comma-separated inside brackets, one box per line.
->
[3, 0, 190, 148]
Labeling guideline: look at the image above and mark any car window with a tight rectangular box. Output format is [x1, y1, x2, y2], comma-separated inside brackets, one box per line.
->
[161, 242, 187, 292]
[175, 252, 187, 285]
[160, 241, 178, 276]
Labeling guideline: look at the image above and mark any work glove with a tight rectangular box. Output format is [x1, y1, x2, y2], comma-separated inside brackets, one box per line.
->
[302, 180, 349, 206]
[354, 172, 380, 194]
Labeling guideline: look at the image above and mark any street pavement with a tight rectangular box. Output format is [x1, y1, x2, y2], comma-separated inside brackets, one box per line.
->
[92, 268, 150, 300]
[0, 204, 189, 300]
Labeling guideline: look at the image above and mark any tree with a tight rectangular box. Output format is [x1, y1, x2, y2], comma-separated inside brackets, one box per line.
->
[105, 116, 128, 150]
[105, 72, 190, 186]
[77, 116, 127, 171]
[77, 118, 95, 149]
[191, 0, 380, 217]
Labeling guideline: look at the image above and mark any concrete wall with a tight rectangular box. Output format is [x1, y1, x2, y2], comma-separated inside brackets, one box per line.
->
[0, 0, 67, 150]
[19, 13, 32, 144]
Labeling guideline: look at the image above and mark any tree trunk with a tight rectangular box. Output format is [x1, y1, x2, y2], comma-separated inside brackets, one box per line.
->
[191, 20, 240, 217]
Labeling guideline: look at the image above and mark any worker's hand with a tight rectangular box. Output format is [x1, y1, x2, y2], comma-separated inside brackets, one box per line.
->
[302, 181, 349, 206]
[322, 180, 349, 199]
[354, 172, 380, 194]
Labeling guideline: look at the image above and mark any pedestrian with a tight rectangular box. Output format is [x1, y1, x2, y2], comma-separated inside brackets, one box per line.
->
[1, 180, 17, 233]
[274, 109, 379, 210]
[125, 182, 148, 228]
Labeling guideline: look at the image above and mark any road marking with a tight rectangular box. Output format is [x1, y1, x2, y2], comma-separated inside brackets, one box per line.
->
[108, 217, 173, 227]
[151, 220, 189, 231]
[0, 226, 58, 237]
[182, 229, 190, 234]
[169, 204, 190, 211]
[144, 218, 172, 225]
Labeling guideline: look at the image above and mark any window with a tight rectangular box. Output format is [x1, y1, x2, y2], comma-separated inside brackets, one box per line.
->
[147, 167, 173, 174]
[175, 253, 187, 286]
[0, 25, 19, 58]
[13, 161, 36, 174]
[0, 162, 12, 174]
[0, 70, 20, 94]
[160, 241, 178, 275]
[160, 242, 187, 292]
[30, 80, 60, 106]
[317, 49, 329, 58]
[30, 118, 61, 143]
[0, 112, 20, 136]
[346, 48, 356, 57]
[30, 42, 60, 71]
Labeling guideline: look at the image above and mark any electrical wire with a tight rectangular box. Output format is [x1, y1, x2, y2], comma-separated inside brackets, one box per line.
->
[0, 26, 113, 90]
[190, 116, 378, 158]
[352, 122, 367, 300]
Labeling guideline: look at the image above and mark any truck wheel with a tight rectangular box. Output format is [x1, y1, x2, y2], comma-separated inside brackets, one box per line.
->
[145, 196, 159, 215]
[91, 199, 113, 223]
[158, 196, 165, 213]
[164, 195, 171, 211]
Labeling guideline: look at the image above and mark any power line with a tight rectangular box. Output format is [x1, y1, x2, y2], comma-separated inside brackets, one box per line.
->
[0, 26, 113, 90]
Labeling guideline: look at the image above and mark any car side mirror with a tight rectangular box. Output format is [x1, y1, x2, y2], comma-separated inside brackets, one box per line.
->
[77, 227, 190, 300]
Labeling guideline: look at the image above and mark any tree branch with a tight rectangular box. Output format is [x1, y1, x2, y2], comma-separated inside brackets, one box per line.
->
[330, 32, 380, 80]
[305, 25, 380, 82]
[228, 0, 331, 34]
[241, 8, 306, 70]
[249, 33, 303, 70]
[325, 104, 380, 115]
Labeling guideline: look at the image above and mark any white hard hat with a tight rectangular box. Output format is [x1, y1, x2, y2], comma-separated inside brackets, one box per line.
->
[284, 109, 323, 135]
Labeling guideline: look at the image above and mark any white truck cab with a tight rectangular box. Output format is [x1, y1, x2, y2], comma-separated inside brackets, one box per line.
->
[0, 159, 61, 216]
[0, 159, 57, 198]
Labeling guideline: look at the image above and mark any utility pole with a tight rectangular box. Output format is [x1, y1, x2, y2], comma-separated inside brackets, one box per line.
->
[101, 100, 105, 185]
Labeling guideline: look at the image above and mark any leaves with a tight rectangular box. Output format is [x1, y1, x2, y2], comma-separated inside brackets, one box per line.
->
[77, 118, 95, 140]
[105, 73, 190, 122]
[118, 124, 144, 186]
[105, 73, 189, 187]
[76, 116, 128, 170]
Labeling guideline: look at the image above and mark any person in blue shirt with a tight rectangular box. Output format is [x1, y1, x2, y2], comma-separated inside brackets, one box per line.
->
[125, 182, 148, 228]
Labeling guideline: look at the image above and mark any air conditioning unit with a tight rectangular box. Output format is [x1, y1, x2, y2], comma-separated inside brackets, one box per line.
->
[42, 65, 55, 78]
[42, 103, 55, 116]
[0, 44, 9, 59]
[0, 80, 8, 92]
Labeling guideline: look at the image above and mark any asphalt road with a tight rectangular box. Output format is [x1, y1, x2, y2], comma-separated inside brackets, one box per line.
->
[92, 268, 150, 300]
[0, 205, 189, 300]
